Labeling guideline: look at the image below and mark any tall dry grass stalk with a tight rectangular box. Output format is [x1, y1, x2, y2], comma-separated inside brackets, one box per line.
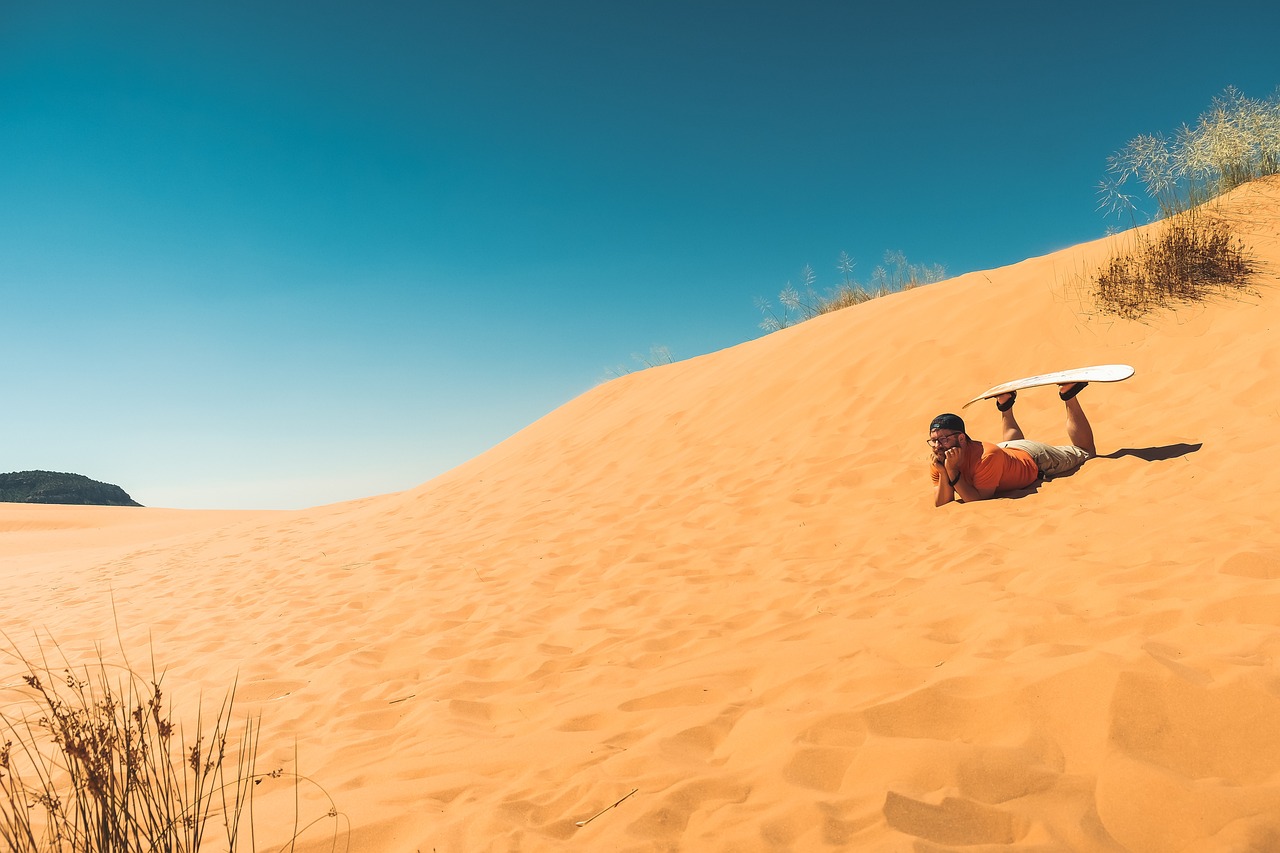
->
[758, 249, 946, 332]
[1098, 86, 1280, 223]
[0, 636, 344, 852]
[1089, 87, 1269, 319]
[602, 344, 676, 379]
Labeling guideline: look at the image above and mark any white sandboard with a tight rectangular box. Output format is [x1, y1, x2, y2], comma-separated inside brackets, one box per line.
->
[962, 364, 1135, 408]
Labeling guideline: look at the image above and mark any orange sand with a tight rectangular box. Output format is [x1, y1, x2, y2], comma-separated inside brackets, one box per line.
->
[4, 178, 1280, 851]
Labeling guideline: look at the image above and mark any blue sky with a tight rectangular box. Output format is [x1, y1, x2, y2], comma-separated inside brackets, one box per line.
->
[3, 1, 1278, 509]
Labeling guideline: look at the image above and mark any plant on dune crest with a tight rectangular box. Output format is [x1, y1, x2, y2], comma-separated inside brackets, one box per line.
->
[0, 636, 345, 852]
[757, 249, 946, 332]
[1098, 86, 1280, 223]
[602, 344, 676, 379]
[1093, 207, 1254, 319]
[1090, 87, 1270, 319]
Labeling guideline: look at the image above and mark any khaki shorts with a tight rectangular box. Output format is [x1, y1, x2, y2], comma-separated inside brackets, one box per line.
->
[998, 440, 1091, 479]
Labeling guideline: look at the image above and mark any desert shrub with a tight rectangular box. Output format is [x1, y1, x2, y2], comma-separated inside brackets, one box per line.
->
[0, 638, 343, 852]
[1093, 207, 1254, 319]
[1090, 86, 1270, 318]
[758, 249, 946, 331]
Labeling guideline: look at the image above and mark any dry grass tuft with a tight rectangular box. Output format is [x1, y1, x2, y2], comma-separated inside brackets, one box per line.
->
[1090, 87, 1271, 319]
[1093, 208, 1254, 319]
[1, 636, 345, 852]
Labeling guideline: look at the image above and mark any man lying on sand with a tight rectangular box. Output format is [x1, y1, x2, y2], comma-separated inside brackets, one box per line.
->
[928, 382, 1095, 506]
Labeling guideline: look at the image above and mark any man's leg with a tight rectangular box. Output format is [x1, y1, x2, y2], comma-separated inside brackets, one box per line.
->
[1059, 383, 1097, 455]
[996, 393, 1024, 442]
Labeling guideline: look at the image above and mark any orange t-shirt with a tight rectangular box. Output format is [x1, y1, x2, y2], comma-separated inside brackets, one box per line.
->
[930, 440, 1039, 494]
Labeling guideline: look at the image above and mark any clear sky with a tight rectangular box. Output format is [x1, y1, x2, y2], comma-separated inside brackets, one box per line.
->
[3, 1, 1278, 509]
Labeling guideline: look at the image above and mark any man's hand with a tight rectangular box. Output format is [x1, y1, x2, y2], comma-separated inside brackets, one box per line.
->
[934, 436, 964, 483]
[943, 446, 962, 480]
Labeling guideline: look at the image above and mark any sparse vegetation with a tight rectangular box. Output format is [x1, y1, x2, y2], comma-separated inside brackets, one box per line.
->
[602, 345, 676, 380]
[1098, 87, 1280, 222]
[0, 637, 344, 852]
[1090, 87, 1273, 318]
[757, 249, 946, 332]
[1093, 207, 1254, 319]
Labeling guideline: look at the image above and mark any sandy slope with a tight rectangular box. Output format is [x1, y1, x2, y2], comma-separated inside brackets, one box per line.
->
[3, 177, 1280, 852]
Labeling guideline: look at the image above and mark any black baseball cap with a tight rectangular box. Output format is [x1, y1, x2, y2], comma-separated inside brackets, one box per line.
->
[929, 413, 965, 433]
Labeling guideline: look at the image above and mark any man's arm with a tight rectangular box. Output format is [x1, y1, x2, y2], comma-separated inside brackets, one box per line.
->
[940, 443, 997, 505]
[935, 475, 954, 506]
[951, 474, 994, 503]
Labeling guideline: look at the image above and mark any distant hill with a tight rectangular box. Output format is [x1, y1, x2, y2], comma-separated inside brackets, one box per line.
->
[0, 470, 143, 507]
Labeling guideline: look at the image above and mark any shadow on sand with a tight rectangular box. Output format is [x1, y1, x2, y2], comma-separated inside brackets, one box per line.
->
[1100, 442, 1203, 462]
[999, 442, 1202, 500]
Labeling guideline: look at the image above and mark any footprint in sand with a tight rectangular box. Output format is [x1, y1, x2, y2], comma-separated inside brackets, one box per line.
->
[659, 704, 747, 765]
[625, 778, 749, 839]
[883, 791, 1025, 846]
[1096, 669, 1280, 850]
[781, 711, 867, 792]
[1218, 549, 1280, 579]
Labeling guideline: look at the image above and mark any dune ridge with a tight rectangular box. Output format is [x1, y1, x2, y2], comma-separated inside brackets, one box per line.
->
[4, 177, 1280, 851]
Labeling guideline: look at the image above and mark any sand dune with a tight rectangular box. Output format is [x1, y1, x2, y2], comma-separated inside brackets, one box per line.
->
[4, 177, 1280, 851]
